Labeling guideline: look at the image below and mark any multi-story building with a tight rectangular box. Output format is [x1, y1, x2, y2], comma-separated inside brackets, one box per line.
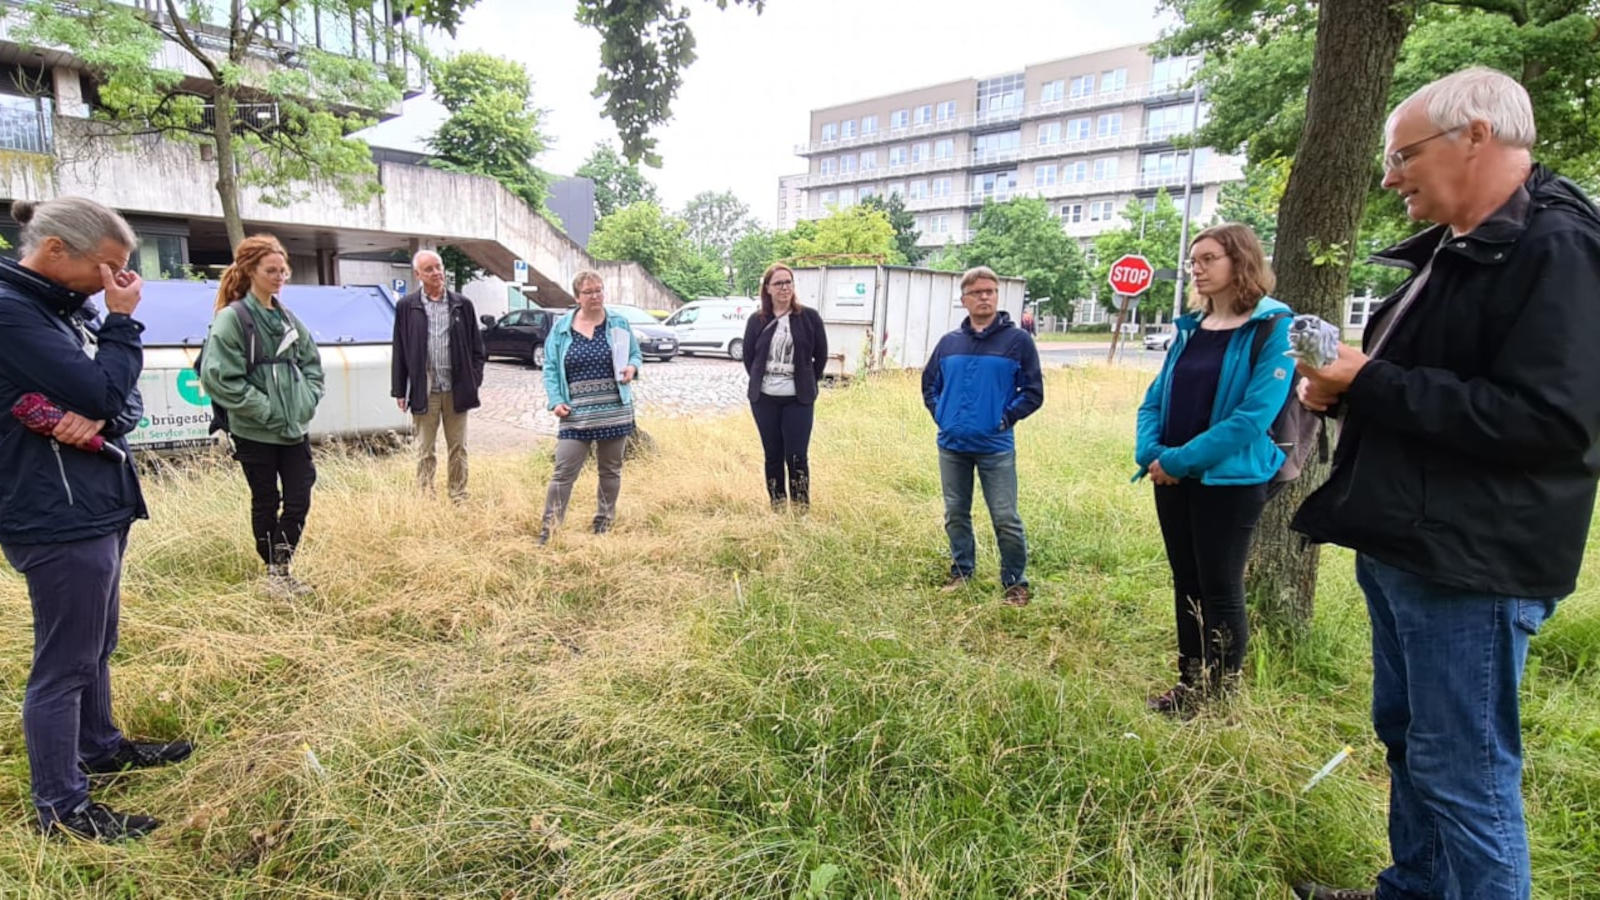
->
[785, 44, 1244, 269]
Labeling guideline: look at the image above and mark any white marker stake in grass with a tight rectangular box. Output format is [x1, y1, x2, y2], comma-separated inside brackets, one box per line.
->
[1302, 745, 1355, 794]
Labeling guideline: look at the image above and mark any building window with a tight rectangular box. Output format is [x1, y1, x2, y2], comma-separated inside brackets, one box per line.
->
[891, 108, 910, 129]
[972, 130, 1020, 164]
[1037, 121, 1061, 145]
[837, 187, 855, 206]
[937, 100, 957, 122]
[886, 181, 905, 197]
[889, 145, 908, 166]
[1146, 104, 1193, 141]
[934, 138, 954, 159]
[821, 191, 836, 208]
[861, 114, 878, 134]
[1089, 199, 1117, 221]
[1097, 113, 1122, 137]
[915, 104, 933, 125]
[977, 73, 1025, 121]
[1066, 117, 1091, 141]
[1152, 56, 1200, 91]
[971, 170, 1018, 202]
[1035, 164, 1058, 187]
[1063, 160, 1088, 183]
[840, 154, 856, 173]
[1100, 68, 1127, 93]
[1069, 74, 1094, 98]
[931, 176, 952, 197]
[129, 233, 187, 279]
[911, 141, 930, 163]
[820, 157, 837, 175]
[840, 119, 856, 139]
[1061, 203, 1083, 224]
[821, 122, 837, 142]
[859, 185, 878, 200]
[1140, 149, 1213, 187]
[860, 150, 877, 170]
[908, 179, 929, 199]
[0, 94, 53, 155]
[1040, 79, 1065, 103]
[1093, 156, 1119, 181]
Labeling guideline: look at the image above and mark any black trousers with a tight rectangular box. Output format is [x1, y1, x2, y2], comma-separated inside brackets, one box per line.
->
[232, 435, 317, 566]
[750, 394, 814, 504]
[1152, 480, 1269, 688]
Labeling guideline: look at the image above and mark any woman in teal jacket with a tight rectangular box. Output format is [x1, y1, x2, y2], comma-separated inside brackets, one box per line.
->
[537, 269, 643, 543]
[1135, 223, 1291, 716]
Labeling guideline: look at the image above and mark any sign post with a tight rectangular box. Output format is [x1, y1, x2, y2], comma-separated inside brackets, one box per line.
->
[1106, 253, 1155, 364]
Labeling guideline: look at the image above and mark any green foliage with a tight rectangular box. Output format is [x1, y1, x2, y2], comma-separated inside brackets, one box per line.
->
[439, 245, 483, 291]
[960, 196, 1089, 318]
[1090, 190, 1187, 316]
[730, 228, 779, 295]
[588, 201, 724, 301]
[858, 193, 926, 265]
[574, 0, 765, 166]
[682, 189, 758, 289]
[427, 51, 549, 211]
[576, 141, 660, 219]
[790, 206, 901, 266]
[1215, 156, 1291, 255]
[923, 244, 965, 273]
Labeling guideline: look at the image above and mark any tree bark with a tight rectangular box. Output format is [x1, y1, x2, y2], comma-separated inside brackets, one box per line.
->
[1246, 0, 1413, 631]
[213, 85, 246, 253]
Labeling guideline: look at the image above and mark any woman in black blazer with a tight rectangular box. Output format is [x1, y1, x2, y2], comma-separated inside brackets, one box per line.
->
[743, 264, 828, 510]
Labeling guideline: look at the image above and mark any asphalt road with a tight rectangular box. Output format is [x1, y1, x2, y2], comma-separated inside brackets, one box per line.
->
[1036, 342, 1167, 370]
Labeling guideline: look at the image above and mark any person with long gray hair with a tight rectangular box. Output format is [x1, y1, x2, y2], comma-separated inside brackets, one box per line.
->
[1289, 67, 1600, 900]
[0, 197, 192, 841]
[536, 269, 642, 543]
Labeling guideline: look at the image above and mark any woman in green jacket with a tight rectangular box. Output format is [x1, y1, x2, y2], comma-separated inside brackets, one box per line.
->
[199, 234, 324, 596]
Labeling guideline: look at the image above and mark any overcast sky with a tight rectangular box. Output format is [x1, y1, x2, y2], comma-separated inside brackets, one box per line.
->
[361, 0, 1173, 227]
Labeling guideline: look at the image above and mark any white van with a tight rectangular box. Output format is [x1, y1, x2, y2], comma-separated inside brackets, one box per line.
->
[662, 298, 759, 360]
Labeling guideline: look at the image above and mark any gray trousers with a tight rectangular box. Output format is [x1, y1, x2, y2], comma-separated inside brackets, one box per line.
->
[542, 437, 626, 530]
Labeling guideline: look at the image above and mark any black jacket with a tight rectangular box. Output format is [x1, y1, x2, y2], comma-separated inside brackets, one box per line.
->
[391, 289, 488, 415]
[1292, 165, 1600, 597]
[743, 307, 829, 404]
[0, 258, 147, 546]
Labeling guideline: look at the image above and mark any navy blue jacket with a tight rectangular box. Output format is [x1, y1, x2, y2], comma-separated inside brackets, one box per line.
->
[921, 311, 1044, 453]
[0, 258, 147, 546]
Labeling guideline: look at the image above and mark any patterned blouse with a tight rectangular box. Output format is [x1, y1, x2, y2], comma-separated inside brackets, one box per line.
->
[559, 325, 635, 441]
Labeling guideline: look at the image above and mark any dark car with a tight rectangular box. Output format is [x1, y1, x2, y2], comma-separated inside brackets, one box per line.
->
[610, 304, 679, 362]
[481, 308, 554, 367]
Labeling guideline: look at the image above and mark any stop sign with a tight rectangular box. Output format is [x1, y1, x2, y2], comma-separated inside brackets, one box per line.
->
[1107, 254, 1155, 296]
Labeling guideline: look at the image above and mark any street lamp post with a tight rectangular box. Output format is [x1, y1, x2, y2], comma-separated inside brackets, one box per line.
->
[1173, 82, 1203, 322]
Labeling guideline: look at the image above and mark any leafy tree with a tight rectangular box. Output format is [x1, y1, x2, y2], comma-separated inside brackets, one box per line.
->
[588, 201, 725, 301]
[576, 141, 660, 219]
[1215, 157, 1290, 256]
[428, 51, 548, 211]
[1090, 191, 1185, 318]
[15, 0, 478, 253]
[682, 190, 757, 289]
[790, 206, 901, 266]
[859, 193, 925, 265]
[923, 244, 965, 273]
[959, 197, 1089, 318]
[574, 0, 765, 166]
[730, 228, 778, 295]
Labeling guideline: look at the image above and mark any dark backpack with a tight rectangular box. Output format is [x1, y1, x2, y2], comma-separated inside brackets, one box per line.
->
[193, 299, 301, 435]
[1250, 310, 1329, 494]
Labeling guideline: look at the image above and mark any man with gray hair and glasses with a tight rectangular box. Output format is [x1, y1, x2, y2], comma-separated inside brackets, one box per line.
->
[1290, 68, 1600, 900]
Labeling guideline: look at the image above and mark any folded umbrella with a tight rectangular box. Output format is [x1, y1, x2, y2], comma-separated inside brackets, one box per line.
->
[11, 392, 128, 464]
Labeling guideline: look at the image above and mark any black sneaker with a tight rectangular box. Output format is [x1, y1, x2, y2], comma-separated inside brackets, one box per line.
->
[82, 738, 193, 775]
[592, 519, 611, 535]
[1146, 684, 1198, 719]
[1292, 884, 1374, 900]
[40, 801, 160, 842]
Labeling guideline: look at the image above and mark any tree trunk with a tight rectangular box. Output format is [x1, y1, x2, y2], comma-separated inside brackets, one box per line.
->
[213, 86, 246, 254]
[1246, 0, 1412, 631]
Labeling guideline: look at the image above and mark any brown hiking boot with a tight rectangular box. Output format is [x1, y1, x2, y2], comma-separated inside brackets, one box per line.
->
[1002, 584, 1031, 607]
[939, 572, 971, 593]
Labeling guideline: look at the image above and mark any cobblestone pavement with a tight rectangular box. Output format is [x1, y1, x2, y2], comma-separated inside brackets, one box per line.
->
[471, 355, 750, 452]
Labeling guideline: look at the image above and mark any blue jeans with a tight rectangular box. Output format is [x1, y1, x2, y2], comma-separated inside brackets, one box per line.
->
[2, 529, 130, 826]
[938, 447, 1027, 587]
[1356, 554, 1556, 900]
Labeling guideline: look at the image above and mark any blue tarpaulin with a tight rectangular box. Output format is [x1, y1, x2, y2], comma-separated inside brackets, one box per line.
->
[125, 280, 397, 347]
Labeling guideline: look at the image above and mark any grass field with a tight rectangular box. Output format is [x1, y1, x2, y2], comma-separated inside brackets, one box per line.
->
[1, 367, 1596, 898]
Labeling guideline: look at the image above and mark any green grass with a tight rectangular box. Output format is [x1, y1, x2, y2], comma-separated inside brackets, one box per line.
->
[1032, 332, 1117, 343]
[1, 367, 1596, 898]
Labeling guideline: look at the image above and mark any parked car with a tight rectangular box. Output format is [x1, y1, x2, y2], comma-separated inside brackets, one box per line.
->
[663, 298, 759, 360]
[1143, 329, 1175, 351]
[481, 308, 554, 366]
[609, 304, 680, 362]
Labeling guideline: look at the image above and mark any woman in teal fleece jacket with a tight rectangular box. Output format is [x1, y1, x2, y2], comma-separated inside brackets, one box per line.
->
[1134, 223, 1292, 716]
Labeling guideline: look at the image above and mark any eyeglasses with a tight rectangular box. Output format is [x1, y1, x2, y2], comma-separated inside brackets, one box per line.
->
[768, 279, 793, 289]
[578, 288, 604, 297]
[1383, 125, 1463, 173]
[259, 267, 292, 280]
[963, 288, 998, 299]
[1183, 253, 1225, 271]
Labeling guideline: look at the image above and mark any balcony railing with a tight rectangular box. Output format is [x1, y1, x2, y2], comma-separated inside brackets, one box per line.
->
[0, 94, 54, 155]
[794, 80, 1200, 155]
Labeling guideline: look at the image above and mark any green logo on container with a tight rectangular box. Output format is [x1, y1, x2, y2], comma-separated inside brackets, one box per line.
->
[855, 283, 867, 295]
[176, 370, 208, 407]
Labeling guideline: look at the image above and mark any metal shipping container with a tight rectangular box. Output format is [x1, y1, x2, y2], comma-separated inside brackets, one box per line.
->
[790, 266, 1026, 375]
